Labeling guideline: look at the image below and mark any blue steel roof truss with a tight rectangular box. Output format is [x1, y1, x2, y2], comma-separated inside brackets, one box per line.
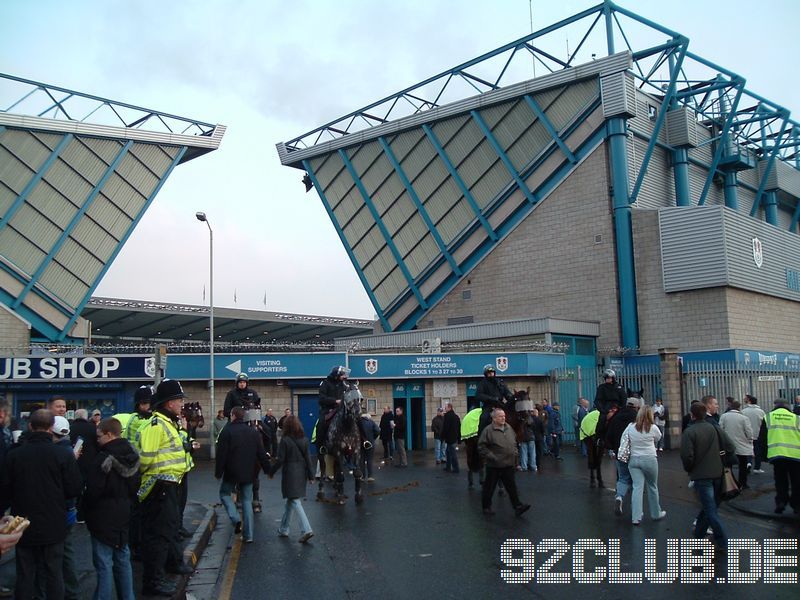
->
[283, 0, 800, 331]
[56, 145, 189, 340]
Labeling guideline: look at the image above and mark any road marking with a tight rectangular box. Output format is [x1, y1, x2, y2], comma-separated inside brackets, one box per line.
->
[217, 536, 241, 600]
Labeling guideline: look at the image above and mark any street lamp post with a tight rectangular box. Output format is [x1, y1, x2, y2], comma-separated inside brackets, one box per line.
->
[196, 212, 216, 459]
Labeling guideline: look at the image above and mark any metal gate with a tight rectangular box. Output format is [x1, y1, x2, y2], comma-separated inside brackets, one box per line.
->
[681, 361, 799, 413]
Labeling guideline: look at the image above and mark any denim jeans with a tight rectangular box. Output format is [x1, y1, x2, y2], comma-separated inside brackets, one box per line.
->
[91, 537, 135, 600]
[655, 424, 665, 450]
[615, 459, 632, 500]
[279, 498, 312, 536]
[692, 478, 727, 543]
[220, 479, 254, 541]
[519, 440, 536, 471]
[445, 442, 460, 473]
[434, 438, 445, 461]
[628, 455, 662, 521]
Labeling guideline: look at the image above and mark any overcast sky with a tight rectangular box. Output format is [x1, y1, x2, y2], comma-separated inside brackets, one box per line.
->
[2, 0, 798, 320]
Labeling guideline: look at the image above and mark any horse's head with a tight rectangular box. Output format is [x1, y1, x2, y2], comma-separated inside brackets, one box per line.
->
[513, 388, 533, 413]
[343, 381, 364, 416]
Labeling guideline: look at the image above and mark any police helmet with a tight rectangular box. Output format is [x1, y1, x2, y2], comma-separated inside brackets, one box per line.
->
[483, 364, 496, 376]
[603, 369, 616, 380]
[329, 366, 350, 379]
[134, 385, 154, 406]
[236, 373, 249, 383]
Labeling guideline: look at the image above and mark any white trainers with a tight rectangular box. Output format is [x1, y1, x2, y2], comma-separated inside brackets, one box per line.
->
[653, 510, 667, 521]
[614, 497, 623, 516]
[753, 468, 765, 474]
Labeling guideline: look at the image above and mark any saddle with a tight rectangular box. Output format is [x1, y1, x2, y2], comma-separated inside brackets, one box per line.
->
[324, 408, 338, 423]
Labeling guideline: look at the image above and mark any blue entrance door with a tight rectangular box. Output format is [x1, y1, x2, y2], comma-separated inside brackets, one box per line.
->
[298, 394, 318, 454]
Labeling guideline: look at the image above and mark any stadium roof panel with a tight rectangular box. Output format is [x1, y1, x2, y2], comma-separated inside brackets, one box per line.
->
[0, 74, 226, 341]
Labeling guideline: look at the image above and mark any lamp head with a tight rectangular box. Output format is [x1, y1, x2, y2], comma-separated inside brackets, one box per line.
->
[195, 212, 207, 222]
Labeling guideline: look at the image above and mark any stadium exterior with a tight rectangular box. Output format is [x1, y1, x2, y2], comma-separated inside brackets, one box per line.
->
[2, 2, 799, 453]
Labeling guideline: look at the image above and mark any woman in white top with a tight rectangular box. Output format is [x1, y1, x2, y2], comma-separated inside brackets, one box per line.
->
[624, 405, 666, 525]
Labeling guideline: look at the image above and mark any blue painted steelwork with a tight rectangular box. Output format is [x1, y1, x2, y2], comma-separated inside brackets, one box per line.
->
[303, 159, 390, 331]
[1, 73, 216, 137]
[421, 124, 496, 240]
[697, 82, 745, 206]
[395, 126, 607, 330]
[337, 149, 427, 310]
[0, 287, 62, 340]
[0, 133, 73, 234]
[378, 137, 461, 277]
[470, 110, 537, 205]
[723, 172, 739, 210]
[523, 95, 577, 164]
[57, 146, 189, 341]
[12, 140, 135, 310]
[751, 112, 790, 217]
[791, 203, 800, 232]
[607, 118, 638, 349]
[673, 147, 691, 206]
[764, 191, 779, 226]
[628, 38, 687, 205]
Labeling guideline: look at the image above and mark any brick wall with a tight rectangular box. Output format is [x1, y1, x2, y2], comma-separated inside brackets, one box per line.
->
[0, 306, 31, 355]
[423, 145, 622, 349]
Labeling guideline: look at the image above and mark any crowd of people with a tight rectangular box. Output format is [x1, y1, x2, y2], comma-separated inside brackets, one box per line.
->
[1, 364, 798, 598]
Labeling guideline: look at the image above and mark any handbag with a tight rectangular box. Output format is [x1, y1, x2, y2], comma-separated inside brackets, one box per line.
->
[714, 427, 740, 501]
[617, 428, 631, 464]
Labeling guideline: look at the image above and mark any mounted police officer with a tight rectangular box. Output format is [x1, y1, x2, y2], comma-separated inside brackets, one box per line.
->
[223, 373, 268, 512]
[475, 365, 514, 434]
[317, 366, 371, 453]
[594, 368, 627, 439]
[224, 373, 262, 423]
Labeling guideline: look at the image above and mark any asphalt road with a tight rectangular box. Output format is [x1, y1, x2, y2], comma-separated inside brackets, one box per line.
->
[192, 447, 799, 600]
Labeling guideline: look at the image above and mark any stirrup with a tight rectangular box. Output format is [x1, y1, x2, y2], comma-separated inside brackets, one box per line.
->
[362, 441, 373, 450]
[319, 446, 327, 455]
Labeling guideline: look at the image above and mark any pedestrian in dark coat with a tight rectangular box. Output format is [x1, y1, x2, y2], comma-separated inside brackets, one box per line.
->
[216, 407, 271, 543]
[70, 409, 99, 479]
[84, 418, 140, 600]
[379, 406, 394, 461]
[269, 416, 315, 543]
[360, 414, 380, 480]
[441, 403, 461, 474]
[0, 409, 82, 600]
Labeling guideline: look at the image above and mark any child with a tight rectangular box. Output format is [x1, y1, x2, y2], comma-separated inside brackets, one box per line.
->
[269, 416, 315, 543]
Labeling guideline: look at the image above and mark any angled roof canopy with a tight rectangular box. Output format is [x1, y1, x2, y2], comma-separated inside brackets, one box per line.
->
[278, 1, 800, 334]
[0, 74, 226, 341]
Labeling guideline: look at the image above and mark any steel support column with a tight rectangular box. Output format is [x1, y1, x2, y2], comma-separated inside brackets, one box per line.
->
[673, 147, 691, 206]
[764, 191, 778, 226]
[723, 171, 739, 210]
[607, 117, 639, 350]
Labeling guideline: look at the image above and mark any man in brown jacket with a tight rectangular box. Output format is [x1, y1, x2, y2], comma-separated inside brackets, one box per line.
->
[478, 409, 530, 516]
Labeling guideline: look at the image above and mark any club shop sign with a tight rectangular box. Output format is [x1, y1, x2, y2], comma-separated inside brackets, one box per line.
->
[0, 356, 151, 381]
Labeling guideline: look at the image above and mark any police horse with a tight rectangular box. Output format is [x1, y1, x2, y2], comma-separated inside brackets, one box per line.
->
[317, 381, 365, 505]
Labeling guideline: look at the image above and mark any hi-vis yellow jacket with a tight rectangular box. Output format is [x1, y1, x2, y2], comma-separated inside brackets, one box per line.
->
[765, 408, 800, 461]
[137, 411, 186, 501]
[113, 412, 149, 444]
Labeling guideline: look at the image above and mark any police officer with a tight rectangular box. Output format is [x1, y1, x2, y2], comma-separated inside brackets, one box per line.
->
[593, 369, 627, 439]
[318, 366, 371, 453]
[317, 366, 349, 453]
[137, 379, 193, 597]
[222, 373, 267, 512]
[475, 365, 514, 434]
[223, 373, 261, 420]
[758, 400, 800, 514]
[116, 385, 154, 444]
